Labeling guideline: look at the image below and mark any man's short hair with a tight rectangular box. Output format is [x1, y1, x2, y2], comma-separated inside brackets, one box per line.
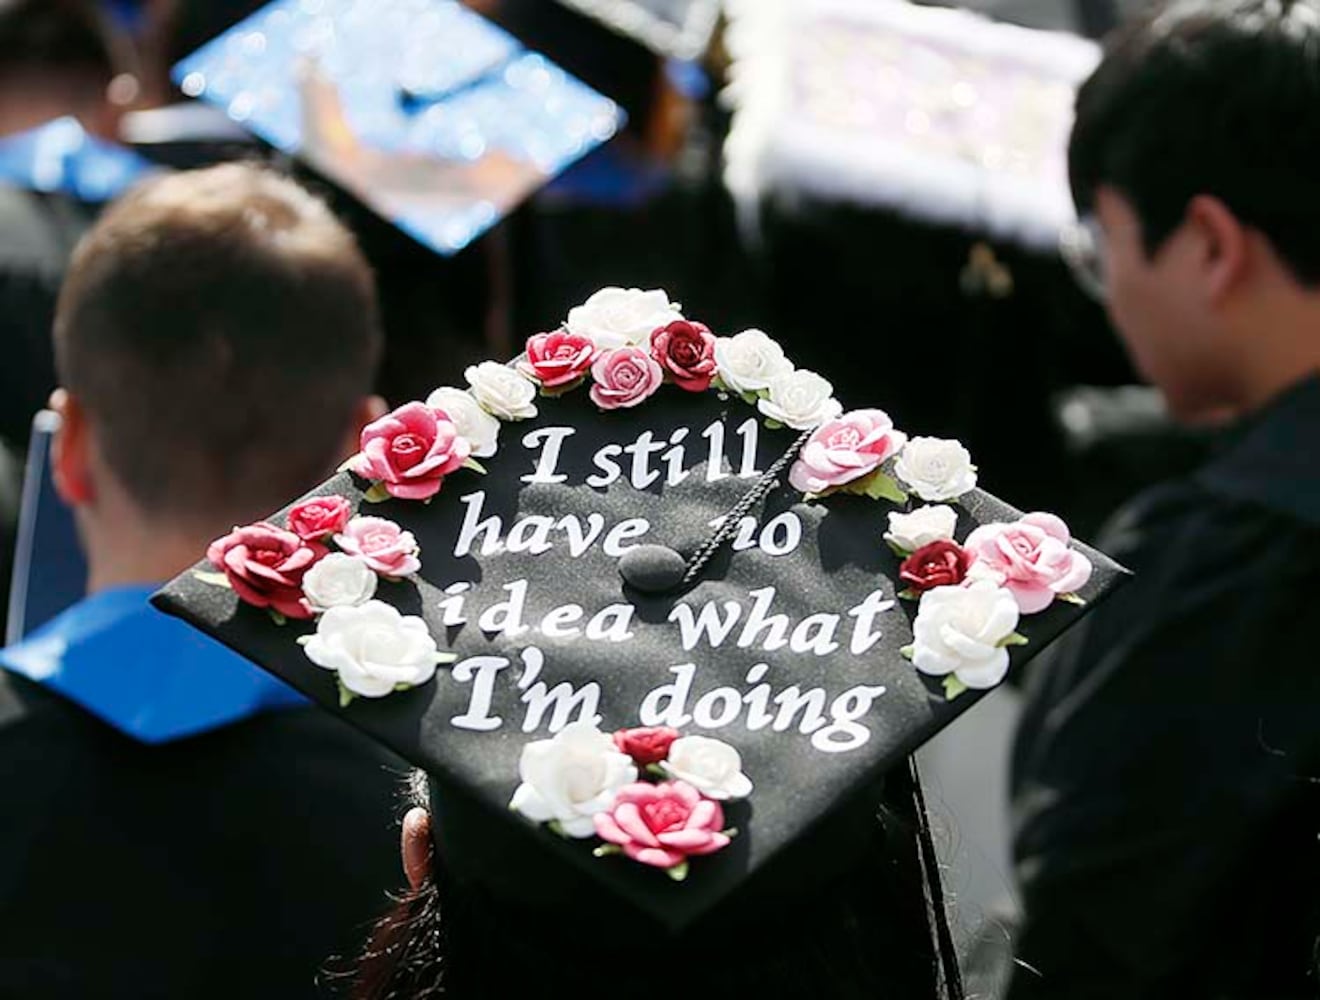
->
[54, 164, 383, 525]
[1070, 0, 1320, 282]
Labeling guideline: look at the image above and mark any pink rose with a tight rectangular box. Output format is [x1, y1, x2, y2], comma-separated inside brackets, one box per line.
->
[788, 409, 908, 494]
[350, 402, 471, 501]
[517, 330, 598, 390]
[334, 516, 421, 578]
[963, 512, 1093, 613]
[613, 726, 680, 766]
[287, 495, 352, 541]
[594, 780, 730, 872]
[206, 523, 326, 620]
[650, 320, 717, 392]
[588, 347, 664, 410]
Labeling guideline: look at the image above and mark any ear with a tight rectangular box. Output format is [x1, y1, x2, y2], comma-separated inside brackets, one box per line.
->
[48, 389, 95, 507]
[401, 806, 433, 891]
[1186, 195, 1248, 304]
[339, 394, 388, 460]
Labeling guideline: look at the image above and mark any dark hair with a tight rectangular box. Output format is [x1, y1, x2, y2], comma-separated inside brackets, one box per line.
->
[1069, 0, 1320, 282]
[0, 0, 117, 81]
[347, 769, 959, 1000]
[54, 163, 383, 527]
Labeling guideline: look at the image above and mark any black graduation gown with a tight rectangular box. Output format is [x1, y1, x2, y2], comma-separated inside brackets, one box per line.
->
[1010, 376, 1320, 999]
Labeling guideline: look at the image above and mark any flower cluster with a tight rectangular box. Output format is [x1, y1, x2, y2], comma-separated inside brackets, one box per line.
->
[200, 495, 451, 705]
[508, 288, 844, 427]
[510, 722, 750, 882]
[885, 506, 1093, 698]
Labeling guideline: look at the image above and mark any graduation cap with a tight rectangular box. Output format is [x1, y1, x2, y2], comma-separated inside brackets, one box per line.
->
[170, 0, 623, 255]
[153, 289, 1126, 931]
[0, 116, 159, 202]
[552, 0, 723, 61]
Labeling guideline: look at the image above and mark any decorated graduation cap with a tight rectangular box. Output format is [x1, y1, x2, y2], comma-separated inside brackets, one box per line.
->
[153, 288, 1125, 931]
[170, 0, 623, 255]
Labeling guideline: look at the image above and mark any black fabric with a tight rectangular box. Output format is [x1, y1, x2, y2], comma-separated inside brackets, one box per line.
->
[1010, 375, 1320, 999]
[0, 670, 408, 1000]
[0, 185, 95, 451]
[154, 386, 1127, 931]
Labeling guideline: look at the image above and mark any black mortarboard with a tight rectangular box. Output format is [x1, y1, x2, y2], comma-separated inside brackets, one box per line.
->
[170, 0, 623, 255]
[153, 291, 1125, 931]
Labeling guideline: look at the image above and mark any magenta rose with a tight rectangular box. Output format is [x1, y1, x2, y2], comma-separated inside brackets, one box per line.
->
[287, 495, 352, 541]
[788, 409, 908, 494]
[350, 402, 471, 501]
[517, 330, 598, 390]
[650, 320, 717, 392]
[334, 516, 421, 578]
[963, 512, 1093, 613]
[594, 780, 730, 872]
[588, 347, 664, 410]
[613, 726, 681, 767]
[899, 540, 973, 595]
[206, 523, 326, 620]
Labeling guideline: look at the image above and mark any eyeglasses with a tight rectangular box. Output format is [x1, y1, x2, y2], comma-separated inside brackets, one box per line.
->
[1059, 214, 1108, 303]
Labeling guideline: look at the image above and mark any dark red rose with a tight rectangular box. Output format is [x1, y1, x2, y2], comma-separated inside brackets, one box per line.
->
[899, 540, 973, 595]
[650, 320, 717, 392]
[287, 495, 352, 541]
[206, 522, 327, 619]
[613, 726, 681, 766]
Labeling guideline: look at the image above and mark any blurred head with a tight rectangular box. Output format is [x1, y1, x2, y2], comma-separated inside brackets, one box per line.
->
[1069, 0, 1320, 421]
[0, 0, 130, 138]
[52, 164, 385, 580]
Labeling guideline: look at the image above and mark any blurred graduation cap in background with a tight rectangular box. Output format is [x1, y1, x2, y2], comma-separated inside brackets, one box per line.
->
[153, 289, 1127, 936]
[0, 115, 159, 202]
[170, 0, 624, 256]
[551, 0, 722, 61]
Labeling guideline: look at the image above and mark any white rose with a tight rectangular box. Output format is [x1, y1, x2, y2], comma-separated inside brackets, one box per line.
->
[909, 581, 1020, 689]
[894, 436, 978, 501]
[464, 361, 538, 422]
[660, 735, 753, 801]
[425, 386, 500, 458]
[884, 505, 959, 553]
[714, 329, 795, 394]
[757, 370, 843, 430]
[301, 553, 378, 613]
[565, 287, 683, 350]
[298, 600, 448, 699]
[509, 721, 638, 838]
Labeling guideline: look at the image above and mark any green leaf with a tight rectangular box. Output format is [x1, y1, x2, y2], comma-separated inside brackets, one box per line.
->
[393, 682, 413, 693]
[463, 457, 488, 475]
[899, 644, 915, 661]
[840, 469, 908, 504]
[763, 418, 784, 431]
[539, 377, 585, 398]
[193, 571, 231, 589]
[337, 455, 360, 474]
[362, 482, 392, 504]
[437, 651, 459, 666]
[1058, 592, 1087, 606]
[547, 820, 568, 839]
[721, 827, 740, 839]
[645, 763, 668, 779]
[943, 675, 970, 700]
[997, 631, 1029, 648]
[296, 635, 312, 647]
[885, 539, 912, 559]
[897, 588, 922, 601]
[338, 680, 355, 708]
[268, 610, 287, 627]
[592, 845, 623, 859]
[665, 861, 690, 883]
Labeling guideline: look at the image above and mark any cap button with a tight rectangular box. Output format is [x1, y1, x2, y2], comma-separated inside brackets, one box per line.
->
[617, 544, 688, 594]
